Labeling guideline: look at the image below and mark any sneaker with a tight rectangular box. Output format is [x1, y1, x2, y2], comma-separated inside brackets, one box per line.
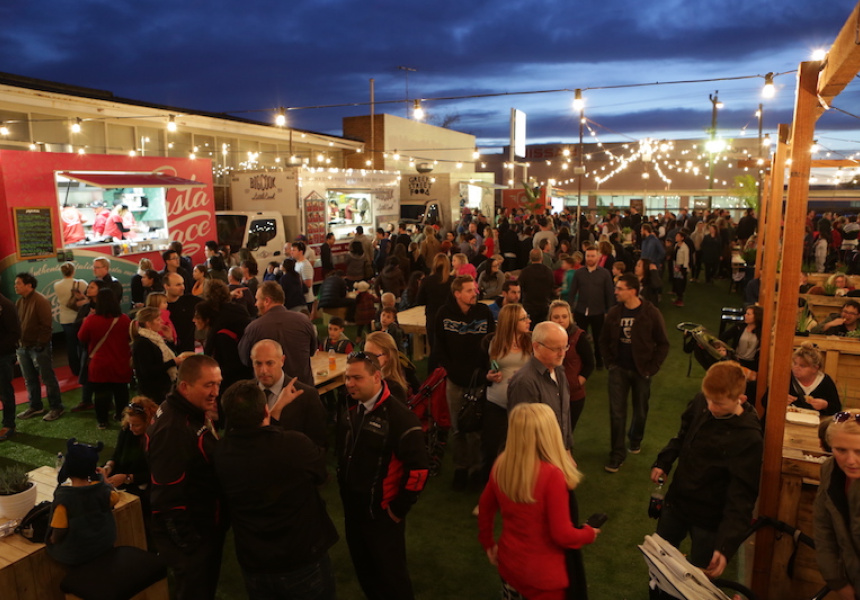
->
[604, 460, 624, 473]
[70, 402, 94, 413]
[628, 444, 641, 454]
[17, 407, 45, 420]
[0, 427, 14, 441]
[42, 408, 65, 422]
[452, 468, 468, 492]
[673, 300, 685, 307]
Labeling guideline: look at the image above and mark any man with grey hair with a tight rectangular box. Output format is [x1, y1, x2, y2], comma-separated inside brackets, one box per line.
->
[92, 256, 123, 302]
[507, 320, 571, 447]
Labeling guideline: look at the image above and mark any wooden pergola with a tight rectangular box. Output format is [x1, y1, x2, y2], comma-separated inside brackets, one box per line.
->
[752, 2, 860, 597]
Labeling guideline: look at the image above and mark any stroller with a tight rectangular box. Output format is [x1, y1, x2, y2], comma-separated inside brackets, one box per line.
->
[406, 366, 450, 476]
[677, 322, 733, 377]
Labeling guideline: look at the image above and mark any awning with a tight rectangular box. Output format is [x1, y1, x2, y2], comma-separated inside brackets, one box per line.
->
[58, 172, 206, 190]
[459, 180, 508, 190]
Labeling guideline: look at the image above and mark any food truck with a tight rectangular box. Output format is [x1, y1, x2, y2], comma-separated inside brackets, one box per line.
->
[0, 149, 217, 320]
[225, 166, 401, 269]
[400, 171, 497, 233]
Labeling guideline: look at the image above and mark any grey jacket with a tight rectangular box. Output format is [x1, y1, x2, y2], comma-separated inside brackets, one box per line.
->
[814, 458, 860, 594]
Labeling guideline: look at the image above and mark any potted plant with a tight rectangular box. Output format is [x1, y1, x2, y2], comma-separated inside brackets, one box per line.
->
[0, 464, 38, 520]
[796, 304, 815, 336]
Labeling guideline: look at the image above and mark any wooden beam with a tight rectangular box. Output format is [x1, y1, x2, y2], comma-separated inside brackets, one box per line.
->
[818, 1, 860, 115]
[756, 124, 790, 409]
[736, 158, 860, 169]
[752, 61, 820, 599]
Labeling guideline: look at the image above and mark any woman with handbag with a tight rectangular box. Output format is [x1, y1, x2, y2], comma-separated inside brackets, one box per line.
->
[479, 403, 599, 600]
[53, 262, 88, 377]
[131, 307, 188, 405]
[78, 288, 132, 429]
[480, 303, 532, 486]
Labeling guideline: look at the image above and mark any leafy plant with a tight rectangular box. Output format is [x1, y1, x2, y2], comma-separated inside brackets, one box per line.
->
[0, 464, 31, 495]
[823, 283, 838, 297]
[521, 182, 545, 214]
[796, 304, 816, 333]
[732, 174, 759, 213]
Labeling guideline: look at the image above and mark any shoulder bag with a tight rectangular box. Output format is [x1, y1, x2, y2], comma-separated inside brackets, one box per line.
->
[89, 317, 119, 359]
[457, 368, 486, 433]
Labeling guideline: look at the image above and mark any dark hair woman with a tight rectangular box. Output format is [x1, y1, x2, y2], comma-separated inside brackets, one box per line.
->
[415, 253, 452, 369]
[279, 258, 307, 310]
[343, 240, 367, 283]
[77, 288, 132, 428]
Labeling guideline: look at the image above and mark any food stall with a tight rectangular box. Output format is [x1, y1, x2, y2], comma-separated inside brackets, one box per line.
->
[0, 149, 216, 315]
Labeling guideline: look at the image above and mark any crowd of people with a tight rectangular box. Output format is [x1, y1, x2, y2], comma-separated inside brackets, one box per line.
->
[4, 202, 860, 600]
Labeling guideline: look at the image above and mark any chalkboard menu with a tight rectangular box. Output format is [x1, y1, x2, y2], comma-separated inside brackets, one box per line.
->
[14, 207, 56, 260]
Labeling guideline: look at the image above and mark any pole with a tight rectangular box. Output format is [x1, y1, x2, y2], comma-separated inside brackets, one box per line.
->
[576, 108, 584, 250]
[397, 66, 417, 118]
[708, 91, 719, 192]
[370, 78, 375, 169]
[756, 103, 764, 211]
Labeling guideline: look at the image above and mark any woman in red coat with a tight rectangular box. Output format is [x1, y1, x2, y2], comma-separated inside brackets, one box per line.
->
[479, 403, 599, 600]
[78, 288, 132, 429]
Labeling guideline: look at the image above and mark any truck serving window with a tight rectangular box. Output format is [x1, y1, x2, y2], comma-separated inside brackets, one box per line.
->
[216, 214, 248, 252]
[247, 218, 277, 250]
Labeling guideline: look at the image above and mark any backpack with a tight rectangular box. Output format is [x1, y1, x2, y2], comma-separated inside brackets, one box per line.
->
[16, 500, 52, 543]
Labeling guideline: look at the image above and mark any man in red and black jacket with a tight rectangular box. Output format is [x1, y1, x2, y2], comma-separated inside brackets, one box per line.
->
[146, 355, 225, 600]
[336, 351, 430, 600]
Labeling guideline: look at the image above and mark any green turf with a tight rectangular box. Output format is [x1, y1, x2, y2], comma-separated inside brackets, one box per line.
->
[0, 277, 745, 599]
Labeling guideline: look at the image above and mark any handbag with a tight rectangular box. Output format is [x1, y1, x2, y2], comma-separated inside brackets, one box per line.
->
[65, 281, 84, 310]
[457, 368, 486, 433]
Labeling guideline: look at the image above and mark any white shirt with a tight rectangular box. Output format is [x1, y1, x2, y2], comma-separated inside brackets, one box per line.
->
[295, 259, 314, 303]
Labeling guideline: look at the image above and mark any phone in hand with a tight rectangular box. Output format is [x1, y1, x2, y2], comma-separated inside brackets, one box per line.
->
[585, 513, 608, 529]
[490, 360, 500, 371]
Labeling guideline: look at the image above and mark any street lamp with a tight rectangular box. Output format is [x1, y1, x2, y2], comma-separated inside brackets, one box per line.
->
[574, 89, 586, 250]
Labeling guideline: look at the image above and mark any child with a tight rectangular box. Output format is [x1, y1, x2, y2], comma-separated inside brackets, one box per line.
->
[145, 292, 177, 345]
[375, 292, 397, 323]
[47, 438, 119, 565]
[650, 361, 762, 580]
[321, 317, 354, 354]
[373, 307, 405, 350]
[611, 261, 626, 284]
[263, 261, 280, 281]
[353, 281, 378, 343]
[452, 253, 477, 278]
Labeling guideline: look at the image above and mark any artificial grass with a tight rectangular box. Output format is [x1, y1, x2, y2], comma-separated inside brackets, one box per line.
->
[0, 277, 745, 599]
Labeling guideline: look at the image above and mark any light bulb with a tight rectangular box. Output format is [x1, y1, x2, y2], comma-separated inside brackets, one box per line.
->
[0, 125, 8, 136]
[762, 73, 775, 99]
[413, 100, 425, 121]
[275, 108, 287, 127]
[71, 118, 82, 133]
[167, 115, 177, 132]
[572, 89, 585, 112]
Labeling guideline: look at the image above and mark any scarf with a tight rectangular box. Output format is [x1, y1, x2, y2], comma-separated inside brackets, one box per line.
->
[137, 327, 178, 382]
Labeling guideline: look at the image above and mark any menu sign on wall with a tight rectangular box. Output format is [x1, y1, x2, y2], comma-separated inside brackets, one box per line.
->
[14, 207, 56, 260]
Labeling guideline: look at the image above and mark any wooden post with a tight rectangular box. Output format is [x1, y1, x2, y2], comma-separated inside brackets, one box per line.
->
[751, 61, 821, 599]
[755, 124, 789, 408]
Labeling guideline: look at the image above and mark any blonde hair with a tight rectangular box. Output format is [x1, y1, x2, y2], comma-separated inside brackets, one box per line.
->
[494, 403, 582, 503]
[826, 416, 860, 447]
[365, 331, 406, 390]
[489, 304, 532, 361]
[548, 299, 574, 331]
[793, 341, 822, 371]
[146, 292, 167, 308]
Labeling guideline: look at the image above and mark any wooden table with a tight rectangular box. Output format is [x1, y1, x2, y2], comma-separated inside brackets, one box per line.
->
[768, 417, 835, 599]
[398, 300, 495, 361]
[312, 350, 348, 394]
[0, 466, 151, 600]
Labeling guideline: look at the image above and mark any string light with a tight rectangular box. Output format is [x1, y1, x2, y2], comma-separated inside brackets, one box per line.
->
[762, 73, 775, 99]
[0, 124, 8, 136]
[572, 89, 585, 113]
[71, 118, 82, 133]
[167, 114, 177, 132]
[275, 108, 287, 127]
[412, 100, 425, 121]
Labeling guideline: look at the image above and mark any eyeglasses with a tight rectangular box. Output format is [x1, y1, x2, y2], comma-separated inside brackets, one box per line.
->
[347, 351, 381, 368]
[538, 342, 569, 354]
[518, 316, 531, 322]
[841, 310, 859, 317]
[833, 412, 860, 424]
[126, 403, 146, 414]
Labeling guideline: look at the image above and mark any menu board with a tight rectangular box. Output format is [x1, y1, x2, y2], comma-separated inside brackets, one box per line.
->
[14, 207, 56, 260]
[304, 193, 327, 245]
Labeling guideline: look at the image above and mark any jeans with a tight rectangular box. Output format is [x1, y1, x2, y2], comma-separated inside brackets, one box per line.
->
[607, 366, 651, 463]
[655, 505, 719, 568]
[446, 380, 482, 473]
[16, 344, 63, 411]
[0, 353, 15, 428]
[61, 323, 82, 376]
[242, 554, 336, 600]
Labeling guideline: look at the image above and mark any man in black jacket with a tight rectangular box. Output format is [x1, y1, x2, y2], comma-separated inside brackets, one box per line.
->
[599, 273, 669, 473]
[92, 257, 123, 302]
[0, 292, 20, 440]
[146, 355, 225, 600]
[215, 380, 338, 599]
[650, 361, 762, 579]
[434, 275, 495, 491]
[518, 248, 556, 323]
[337, 352, 429, 600]
[570, 245, 615, 368]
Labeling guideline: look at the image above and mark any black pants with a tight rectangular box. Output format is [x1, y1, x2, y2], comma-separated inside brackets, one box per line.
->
[570, 397, 586, 442]
[480, 402, 508, 484]
[92, 382, 129, 425]
[704, 261, 719, 283]
[573, 312, 605, 367]
[151, 523, 225, 600]
[343, 504, 414, 600]
[565, 490, 588, 599]
[672, 268, 687, 301]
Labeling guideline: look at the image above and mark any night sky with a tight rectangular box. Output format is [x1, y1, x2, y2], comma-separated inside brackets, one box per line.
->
[3, 0, 858, 153]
